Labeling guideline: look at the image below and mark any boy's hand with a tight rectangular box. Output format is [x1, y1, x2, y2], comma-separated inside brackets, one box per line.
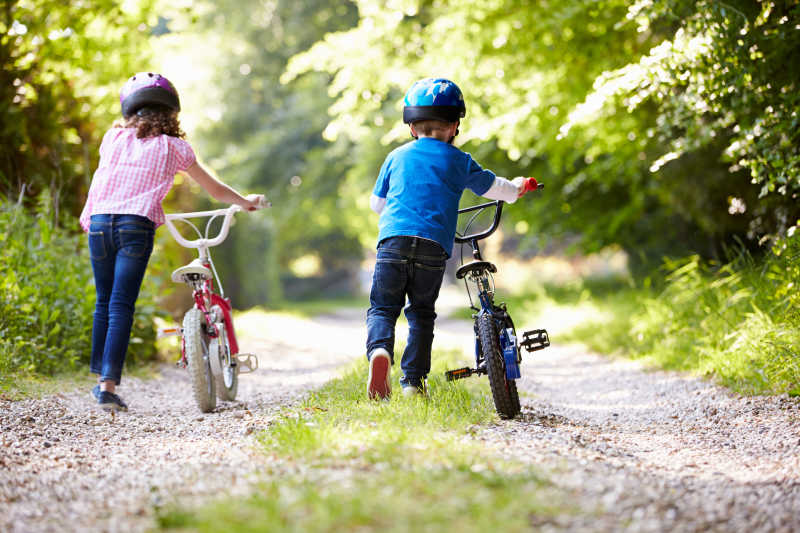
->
[514, 177, 539, 197]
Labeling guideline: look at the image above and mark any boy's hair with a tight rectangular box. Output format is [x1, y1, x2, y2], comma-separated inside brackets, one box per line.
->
[412, 119, 455, 141]
[114, 106, 185, 139]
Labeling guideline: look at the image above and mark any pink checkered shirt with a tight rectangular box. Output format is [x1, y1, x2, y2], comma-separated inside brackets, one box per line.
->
[79, 128, 196, 231]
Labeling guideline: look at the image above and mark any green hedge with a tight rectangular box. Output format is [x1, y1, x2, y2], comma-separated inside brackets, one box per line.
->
[0, 204, 161, 376]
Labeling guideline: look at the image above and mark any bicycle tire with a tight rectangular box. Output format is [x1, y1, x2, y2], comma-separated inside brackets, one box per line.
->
[500, 312, 522, 417]
[183, 308, 217, 412]
[478, 312, 520, 419]
[210, 320, 238, 401]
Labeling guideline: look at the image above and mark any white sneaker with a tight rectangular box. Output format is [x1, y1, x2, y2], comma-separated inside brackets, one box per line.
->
[401, 381, 426, 397]
[367, 348, 391, 400]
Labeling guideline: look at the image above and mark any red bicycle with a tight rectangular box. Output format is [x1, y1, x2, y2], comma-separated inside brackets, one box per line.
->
[160, 201, 268, 412]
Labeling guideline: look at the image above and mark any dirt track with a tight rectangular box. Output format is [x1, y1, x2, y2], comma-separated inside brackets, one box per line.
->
[1, 295, 798, 532]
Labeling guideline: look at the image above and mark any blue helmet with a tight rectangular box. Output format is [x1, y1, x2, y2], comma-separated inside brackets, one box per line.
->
[402, 78, 466, 124]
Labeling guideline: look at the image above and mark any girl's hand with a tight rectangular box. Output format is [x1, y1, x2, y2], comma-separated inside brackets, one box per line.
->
[242, 194, 267, 211]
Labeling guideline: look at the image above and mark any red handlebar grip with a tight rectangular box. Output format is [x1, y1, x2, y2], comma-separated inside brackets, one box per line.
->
[522, 177, 539, 193]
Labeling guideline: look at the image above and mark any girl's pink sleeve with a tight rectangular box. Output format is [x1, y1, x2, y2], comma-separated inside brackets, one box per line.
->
[98, 128, 117, 159]
[171, 138, 197, 171]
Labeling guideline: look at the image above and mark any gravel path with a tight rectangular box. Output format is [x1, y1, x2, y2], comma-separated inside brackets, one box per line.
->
[0, 311, 365, 533]
[489, 344, 800, 532]
[2, 301, 798, 532]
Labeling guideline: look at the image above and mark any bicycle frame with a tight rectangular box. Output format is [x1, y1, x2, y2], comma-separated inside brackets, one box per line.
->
[189, 275, 239, 357]
[451, 199, 549, 382]
[454, 200, 521, 379]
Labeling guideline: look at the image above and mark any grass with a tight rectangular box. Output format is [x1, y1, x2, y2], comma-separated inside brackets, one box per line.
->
[155, 350, 561, 532]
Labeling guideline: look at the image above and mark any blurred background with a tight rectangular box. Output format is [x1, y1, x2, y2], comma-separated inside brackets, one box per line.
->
[2, 0, 798, 392]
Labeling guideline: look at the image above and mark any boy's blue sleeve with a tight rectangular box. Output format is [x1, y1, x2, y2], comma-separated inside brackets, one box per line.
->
[464, 155, 495, 196]
[373, 158, 391, 197]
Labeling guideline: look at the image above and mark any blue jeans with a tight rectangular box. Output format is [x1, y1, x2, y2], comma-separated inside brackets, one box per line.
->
[88, 214, 155, 384]
[366, 236, 447, 387]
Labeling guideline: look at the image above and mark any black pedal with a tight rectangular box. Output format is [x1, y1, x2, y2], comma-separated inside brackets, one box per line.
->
[445, 367, 475, 381]
[520, 329, 550, 352]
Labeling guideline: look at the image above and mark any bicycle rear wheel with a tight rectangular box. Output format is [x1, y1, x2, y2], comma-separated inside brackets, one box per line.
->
[183, 308, 217, 413]
[478, 312, 520, 419]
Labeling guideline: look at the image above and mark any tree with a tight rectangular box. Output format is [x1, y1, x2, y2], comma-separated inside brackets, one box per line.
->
[0, 0, 157, 222]
[283, 0, 799, 265]
[166, 0, 361, 306]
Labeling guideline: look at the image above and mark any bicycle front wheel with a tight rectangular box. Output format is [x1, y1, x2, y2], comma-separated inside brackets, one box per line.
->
[478, 312, 520, 419]
[210, 318, 238, 401]
[183, 308, 217, 413]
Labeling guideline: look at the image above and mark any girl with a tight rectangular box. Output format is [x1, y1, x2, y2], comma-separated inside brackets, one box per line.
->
[79, 72, 263, 412]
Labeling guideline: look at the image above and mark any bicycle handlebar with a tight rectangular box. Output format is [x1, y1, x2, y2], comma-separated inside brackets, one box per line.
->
[165, 197, 268, 249]
[454, 201, 504, 244]
[454, 178, 542, 244]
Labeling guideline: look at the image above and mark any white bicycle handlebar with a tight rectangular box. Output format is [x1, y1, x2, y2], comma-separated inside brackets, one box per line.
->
[164, 205, 239, 249]
[164, 198, 273, 249]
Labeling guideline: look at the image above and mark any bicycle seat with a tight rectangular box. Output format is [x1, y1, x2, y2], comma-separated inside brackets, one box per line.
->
[455, 261, 497, 279]
[171, 258, 213, 283]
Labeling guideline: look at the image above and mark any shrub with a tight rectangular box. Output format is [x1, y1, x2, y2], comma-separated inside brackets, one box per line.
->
[567, 233, 800, 395]
[0, 203, 161, 376]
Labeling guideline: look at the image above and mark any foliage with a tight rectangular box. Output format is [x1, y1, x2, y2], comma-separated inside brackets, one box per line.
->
[0, 0, 157, 220]
[157, 350, 559, 532]
[563, 229, 800, 394]
[162, 0, 362, 307]
[283, 0, 799, 264]
[564, 0, 800, 238]
[0, 202, 162, 376]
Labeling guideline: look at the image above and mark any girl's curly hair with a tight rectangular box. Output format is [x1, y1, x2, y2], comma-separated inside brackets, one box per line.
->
[114, 106, 185, 139]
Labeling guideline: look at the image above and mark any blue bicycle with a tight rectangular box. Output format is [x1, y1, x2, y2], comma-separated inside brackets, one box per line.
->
[445, 179, 550, 419]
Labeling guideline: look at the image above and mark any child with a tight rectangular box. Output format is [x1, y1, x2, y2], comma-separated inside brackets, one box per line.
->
[79, 72, 263, 412]
[366, 77, 532, 400]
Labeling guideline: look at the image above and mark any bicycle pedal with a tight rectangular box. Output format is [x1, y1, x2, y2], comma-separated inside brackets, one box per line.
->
[520, 329, 550, 352]
[445, 367, 475, 381]
[158, 326, 183, 339]
[234, 353, 258, 373]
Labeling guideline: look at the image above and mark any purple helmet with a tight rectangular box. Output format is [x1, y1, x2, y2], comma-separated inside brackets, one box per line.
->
[119, 72, 180, 118]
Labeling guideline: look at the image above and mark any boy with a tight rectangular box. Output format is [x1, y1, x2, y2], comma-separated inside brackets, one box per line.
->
[366, 77, 530, 399]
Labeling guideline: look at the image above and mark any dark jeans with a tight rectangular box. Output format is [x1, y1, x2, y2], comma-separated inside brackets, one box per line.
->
[88, 214, 155, 384]
[366, 236, 447, 387]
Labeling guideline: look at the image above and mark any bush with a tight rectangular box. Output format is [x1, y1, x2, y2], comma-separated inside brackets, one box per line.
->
[0, 204, 161, 376]
[567, 233, 800, 395]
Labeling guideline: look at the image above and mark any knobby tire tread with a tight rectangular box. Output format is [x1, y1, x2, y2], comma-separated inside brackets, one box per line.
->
[478, 313, 518, 419]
